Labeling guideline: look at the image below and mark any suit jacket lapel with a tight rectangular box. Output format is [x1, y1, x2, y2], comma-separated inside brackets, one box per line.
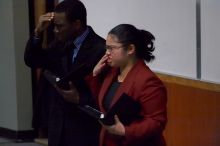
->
[98, 69, 118, 112]
[69, 27, 94, 70]
[99, 60, 144, 112]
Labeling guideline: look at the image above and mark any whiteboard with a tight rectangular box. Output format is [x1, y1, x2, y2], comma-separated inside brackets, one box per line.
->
[81, 0, 197, 78]
[201, 0, 220, 83]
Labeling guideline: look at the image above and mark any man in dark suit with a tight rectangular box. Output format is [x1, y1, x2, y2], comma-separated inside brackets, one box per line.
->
[24, 1, 105, 146]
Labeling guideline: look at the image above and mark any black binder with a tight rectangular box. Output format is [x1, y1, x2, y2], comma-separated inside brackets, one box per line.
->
[43, 63, 86, 89]
[78, 93, 141, 125]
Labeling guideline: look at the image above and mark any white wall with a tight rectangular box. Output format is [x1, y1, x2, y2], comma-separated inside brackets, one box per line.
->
[13, 0, 33, 131]
[81, 0, 220, 83]
[0, 0, 18, 130]
[0, 0, 32, 131]
[201, 0, 220, 83]
[81, 0, 197, 78]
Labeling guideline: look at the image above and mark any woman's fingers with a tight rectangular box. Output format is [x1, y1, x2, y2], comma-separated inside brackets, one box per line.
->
[93, 54, 109, 76]
[99, 54, 109, 66]
[99, 62, 106, 69]
[100, 54, 108, 63]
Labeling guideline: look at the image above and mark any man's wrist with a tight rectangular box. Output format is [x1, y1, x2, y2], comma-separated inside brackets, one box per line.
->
[34, 28, 42, 38]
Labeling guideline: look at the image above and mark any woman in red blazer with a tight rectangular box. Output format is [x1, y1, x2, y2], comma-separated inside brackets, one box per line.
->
[86, 24, 167, 146]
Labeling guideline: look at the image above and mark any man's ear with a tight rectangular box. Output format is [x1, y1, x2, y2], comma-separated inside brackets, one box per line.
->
[127, 44, 136, 55]
[72, 20, 81, 30]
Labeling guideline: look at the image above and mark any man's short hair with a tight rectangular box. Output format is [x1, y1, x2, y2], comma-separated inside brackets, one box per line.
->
[55, 0, 87, 27]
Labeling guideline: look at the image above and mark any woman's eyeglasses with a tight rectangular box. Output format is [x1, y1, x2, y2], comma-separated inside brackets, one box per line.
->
[105, 45, 124, 52]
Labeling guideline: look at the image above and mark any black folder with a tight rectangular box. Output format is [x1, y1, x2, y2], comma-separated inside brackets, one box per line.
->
[43, 63, 86, 89]
[78, 93, 141, 125]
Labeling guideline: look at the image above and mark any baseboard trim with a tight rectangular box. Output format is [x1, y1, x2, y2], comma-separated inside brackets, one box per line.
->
[0, 127, 35, 140]
[34, 138, 48, 146]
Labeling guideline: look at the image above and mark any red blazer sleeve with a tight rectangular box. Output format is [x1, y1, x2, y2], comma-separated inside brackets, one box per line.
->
[85, 73, 102, 105]
[85, 67, 111, 104]
[124, 76, 167, 144]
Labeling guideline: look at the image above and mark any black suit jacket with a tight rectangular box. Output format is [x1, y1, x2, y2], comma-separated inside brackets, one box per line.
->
[24, 26, 105, 146]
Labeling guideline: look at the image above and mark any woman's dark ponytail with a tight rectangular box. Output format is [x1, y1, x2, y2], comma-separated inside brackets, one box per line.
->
[108, 24, 155, 62]
[137, 29, 155, 62]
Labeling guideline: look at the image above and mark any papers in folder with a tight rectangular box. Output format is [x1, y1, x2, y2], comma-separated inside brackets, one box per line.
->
[79, 93, 141, 125]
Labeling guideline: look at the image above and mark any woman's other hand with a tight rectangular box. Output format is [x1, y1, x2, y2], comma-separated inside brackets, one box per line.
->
[100, 115, 125, 136]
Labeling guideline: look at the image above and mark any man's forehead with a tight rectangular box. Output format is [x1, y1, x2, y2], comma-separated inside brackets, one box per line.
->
[54, 12, 66, 23]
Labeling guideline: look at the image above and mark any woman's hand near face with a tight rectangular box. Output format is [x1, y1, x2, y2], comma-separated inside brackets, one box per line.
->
[93, 54, 109, 76]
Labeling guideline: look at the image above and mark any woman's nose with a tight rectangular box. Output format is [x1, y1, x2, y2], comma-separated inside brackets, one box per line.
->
[106, 49, 111, 55]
